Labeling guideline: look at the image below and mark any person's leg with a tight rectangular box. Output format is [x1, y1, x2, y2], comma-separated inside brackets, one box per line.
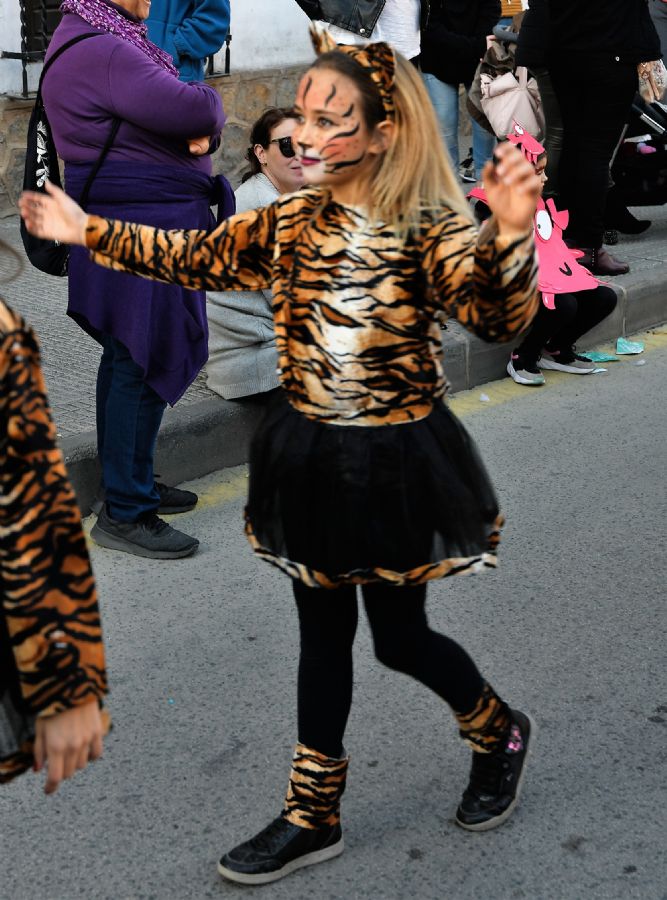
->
[550, 60, 637, 251]
[294, 581, 358, 759]
[422, 73, 461, 170]
[100, 338, 165, 522]
[549, 285, 618, 350]
[531, 67, 563, 201]
[516, 295, 577, 362]
[362, 581, 533, 831]
[471, 117, 496, 179]
[92, 339, 198, 558]
[218, 582, 356, 885]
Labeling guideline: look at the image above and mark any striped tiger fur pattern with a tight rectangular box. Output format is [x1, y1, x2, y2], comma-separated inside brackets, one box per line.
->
[456, 683, 511, 753]
[282, 742, 349, 829]
[85, 187, 538, 428]
[0, 301, 107, 783]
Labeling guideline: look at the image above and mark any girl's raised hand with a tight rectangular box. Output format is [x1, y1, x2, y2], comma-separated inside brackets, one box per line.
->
[19, 180, 89, 247]
[481, 142, 541, 238]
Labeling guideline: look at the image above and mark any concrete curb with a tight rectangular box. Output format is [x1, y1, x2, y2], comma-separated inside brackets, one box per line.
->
[64, 280, 666, 514]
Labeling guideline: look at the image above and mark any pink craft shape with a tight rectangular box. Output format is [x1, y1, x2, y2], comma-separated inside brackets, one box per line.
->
[507, 120, 545, 164]
[467, 187, 599, 309]
[534, 198, 599, 308]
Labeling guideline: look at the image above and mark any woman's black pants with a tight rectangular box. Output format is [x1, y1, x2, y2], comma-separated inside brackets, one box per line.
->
[516, 285, 617, 363]
[549, 57, 637, 249]
[294, 581, 485, 759]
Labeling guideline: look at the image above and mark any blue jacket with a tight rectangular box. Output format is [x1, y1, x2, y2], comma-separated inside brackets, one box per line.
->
[147, 0, 230, 82]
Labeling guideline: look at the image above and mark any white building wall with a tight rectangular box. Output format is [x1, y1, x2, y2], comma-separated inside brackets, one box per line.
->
[0, 0, 315, 96]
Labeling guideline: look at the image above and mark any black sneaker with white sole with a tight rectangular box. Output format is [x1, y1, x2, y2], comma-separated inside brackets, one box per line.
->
[91, 505, 199, 559]
[539, 347, 596, 374]
[218, 816, 343, 886]
[456, 709, 534, 832]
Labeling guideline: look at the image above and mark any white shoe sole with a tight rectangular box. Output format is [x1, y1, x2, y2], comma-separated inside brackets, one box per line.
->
[538, 358, 594, 375]
[217, 836, 344, 885]
[456, 713, 537, 833]
[507, 361, 545, 386]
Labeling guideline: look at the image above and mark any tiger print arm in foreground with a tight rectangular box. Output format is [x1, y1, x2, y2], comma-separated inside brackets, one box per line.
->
[422, 212, 539, 343]
[0, 303, 107, 718]
[85, 201, 278, 293]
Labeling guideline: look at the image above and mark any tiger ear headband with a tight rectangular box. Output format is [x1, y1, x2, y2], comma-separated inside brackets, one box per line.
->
[309, 24, 396, 121]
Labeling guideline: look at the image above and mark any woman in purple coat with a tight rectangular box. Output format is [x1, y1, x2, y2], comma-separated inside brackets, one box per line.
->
[42, 0, 229, 559]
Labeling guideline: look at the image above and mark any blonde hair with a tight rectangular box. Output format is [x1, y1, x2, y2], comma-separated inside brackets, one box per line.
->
[372, 54, 473, 236]
[311, 52, 473, 238]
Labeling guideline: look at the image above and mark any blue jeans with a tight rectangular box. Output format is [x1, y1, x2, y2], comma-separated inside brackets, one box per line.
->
[96, 335, 167, 522]
[422, 72, 496, 178]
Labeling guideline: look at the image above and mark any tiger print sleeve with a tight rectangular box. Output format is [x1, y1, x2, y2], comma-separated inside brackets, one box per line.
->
[0, 304, 107, 718]
[422, 211, 539, 343]
[84, 201, 279, 293]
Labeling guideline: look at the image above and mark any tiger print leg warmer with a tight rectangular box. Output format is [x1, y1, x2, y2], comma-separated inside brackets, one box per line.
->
[456, 683, 511, 754]
[282, 742, 349, 829]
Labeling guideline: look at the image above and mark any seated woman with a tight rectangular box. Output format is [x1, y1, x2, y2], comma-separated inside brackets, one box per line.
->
[206, 109, 305, 401]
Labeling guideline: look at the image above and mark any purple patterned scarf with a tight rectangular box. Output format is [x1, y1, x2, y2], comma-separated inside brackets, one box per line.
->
[59, 0, 179, 76]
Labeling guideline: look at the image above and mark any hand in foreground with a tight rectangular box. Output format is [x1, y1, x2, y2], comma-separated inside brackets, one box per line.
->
[19, 180, 89, 247]
[482, 142, 542, 239]
[188, 135, 211, 155]
[34, 700, 104, 794]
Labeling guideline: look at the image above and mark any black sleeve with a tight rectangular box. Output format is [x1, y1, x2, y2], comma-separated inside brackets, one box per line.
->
[293, 0, 323, 19]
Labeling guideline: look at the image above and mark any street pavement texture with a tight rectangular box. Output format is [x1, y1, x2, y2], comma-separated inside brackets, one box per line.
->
[1, 331, 666, 900]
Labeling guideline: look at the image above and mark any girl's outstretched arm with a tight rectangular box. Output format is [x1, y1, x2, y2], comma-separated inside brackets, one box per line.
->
[20, 181, 276, 293]
[423, 144, 540, 343]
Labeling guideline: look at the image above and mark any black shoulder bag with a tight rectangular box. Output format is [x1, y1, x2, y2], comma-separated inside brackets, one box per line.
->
[20, 32, 121, 277]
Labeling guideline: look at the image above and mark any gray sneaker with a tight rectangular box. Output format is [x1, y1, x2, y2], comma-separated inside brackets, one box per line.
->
[507, 353, 545, 386]
[539, 348, 596, 374]
[91, 505, 199, 559]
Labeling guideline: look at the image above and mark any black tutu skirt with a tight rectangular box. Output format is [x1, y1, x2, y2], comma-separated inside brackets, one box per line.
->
[244, 393, 504, 588]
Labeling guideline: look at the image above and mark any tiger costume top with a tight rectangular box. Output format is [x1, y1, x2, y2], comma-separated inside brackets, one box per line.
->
[84, 187, 538, 427]
[0, 300, 107, 783]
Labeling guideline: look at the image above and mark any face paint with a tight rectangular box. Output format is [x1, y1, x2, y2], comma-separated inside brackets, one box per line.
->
[292, 68, 378, 193]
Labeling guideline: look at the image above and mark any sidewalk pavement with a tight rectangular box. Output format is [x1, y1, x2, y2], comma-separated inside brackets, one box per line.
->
[1, 207, 666, 513]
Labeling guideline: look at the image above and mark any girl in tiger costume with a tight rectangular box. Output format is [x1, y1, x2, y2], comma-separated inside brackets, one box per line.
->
[21, 26, 541, 885]
[0, 240, 108, 795]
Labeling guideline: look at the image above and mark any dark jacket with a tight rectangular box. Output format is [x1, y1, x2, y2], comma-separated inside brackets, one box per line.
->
[421, 0, 501, 86]
[294, 0, 430, 37]
[547, 0, 660, 64]
[515, 0, 549, 70]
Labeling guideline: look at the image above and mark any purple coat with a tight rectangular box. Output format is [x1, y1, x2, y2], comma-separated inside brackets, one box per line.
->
[42, 9, 228, 403]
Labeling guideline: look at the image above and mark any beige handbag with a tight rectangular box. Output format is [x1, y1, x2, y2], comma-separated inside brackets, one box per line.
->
[480, 66, 545, 141]
[638, 59, 667, 103]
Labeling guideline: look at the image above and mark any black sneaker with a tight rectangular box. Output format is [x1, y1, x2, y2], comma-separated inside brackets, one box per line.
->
[218, 816, 344, 885]
[455, 709, 535, 832]
[91, 505, 199, 559]
[539, 347, 596, 374]
[155, 482, 198, 514]
[90, 482, 198, 516]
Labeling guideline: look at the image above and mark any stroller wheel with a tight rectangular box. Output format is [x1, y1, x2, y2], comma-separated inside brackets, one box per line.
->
[603, 229, 619, 246]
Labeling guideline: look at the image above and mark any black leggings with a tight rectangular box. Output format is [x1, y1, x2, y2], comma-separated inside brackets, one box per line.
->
[294, 581, 485, 759]
[517, 285, 617, 364]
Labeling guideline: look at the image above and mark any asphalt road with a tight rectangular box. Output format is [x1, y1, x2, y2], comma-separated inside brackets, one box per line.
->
[2, 331, 666, 900]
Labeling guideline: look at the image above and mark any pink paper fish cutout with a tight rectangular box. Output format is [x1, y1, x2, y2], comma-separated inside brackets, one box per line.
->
[534, 198, 599, 309]
[467, 188, 599, 310]
[507, 121, 545, 164]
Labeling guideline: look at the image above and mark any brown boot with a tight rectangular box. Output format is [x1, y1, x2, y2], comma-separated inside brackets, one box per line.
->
[579, 247, 630, 276]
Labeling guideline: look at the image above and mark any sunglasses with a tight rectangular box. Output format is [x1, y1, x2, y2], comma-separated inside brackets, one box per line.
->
[269, 136, 296, 159]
